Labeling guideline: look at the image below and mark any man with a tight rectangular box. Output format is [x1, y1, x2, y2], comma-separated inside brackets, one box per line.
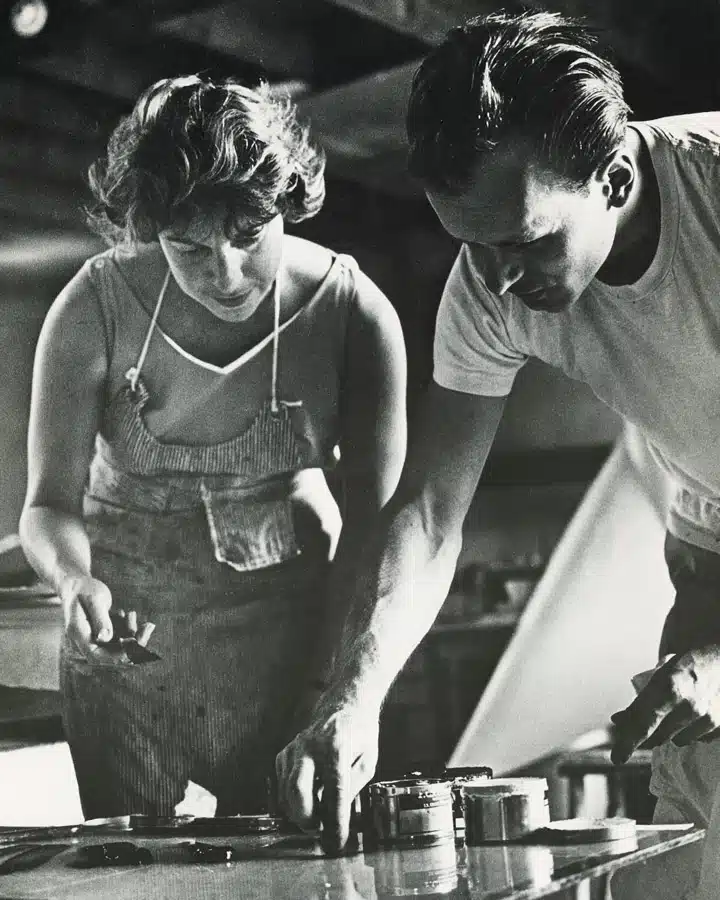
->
[277, 10, 720, 895]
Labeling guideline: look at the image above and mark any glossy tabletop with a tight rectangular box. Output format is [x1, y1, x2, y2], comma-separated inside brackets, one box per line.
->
[0, 826, 704, 900]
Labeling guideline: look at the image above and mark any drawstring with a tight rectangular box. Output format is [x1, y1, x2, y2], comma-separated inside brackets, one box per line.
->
[271, 271, 280, 414]
[127, 264, 300, 414]
[127, 269, 171, 393]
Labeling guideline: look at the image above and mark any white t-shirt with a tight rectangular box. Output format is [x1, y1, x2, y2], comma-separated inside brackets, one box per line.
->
[434, 113, 720, 552]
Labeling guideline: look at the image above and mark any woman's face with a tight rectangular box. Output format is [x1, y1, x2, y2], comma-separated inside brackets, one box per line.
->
[158, 210, 284, 322]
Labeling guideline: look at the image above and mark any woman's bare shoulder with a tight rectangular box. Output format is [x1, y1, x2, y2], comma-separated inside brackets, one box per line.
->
[283, 234, 335, 286]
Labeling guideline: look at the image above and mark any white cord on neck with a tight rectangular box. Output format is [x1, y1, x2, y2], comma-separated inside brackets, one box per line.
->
[129, 269, 171, 392]
[270, 269, 281, 413]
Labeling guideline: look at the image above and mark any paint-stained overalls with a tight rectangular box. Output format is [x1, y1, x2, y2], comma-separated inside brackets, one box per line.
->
[61, 246, 352, 817]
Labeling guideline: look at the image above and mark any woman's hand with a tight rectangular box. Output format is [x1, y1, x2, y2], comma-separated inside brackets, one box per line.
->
[59, 575, 155, 666]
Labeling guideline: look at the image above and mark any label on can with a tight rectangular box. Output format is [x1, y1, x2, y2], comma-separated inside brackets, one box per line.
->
[398, 802, 454, 835]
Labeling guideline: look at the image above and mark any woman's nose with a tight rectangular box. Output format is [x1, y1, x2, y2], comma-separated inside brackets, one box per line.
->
[209, 243, 237, 289]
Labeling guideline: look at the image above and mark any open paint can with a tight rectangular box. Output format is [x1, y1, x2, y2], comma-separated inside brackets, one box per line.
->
[462, 778, 550, 844]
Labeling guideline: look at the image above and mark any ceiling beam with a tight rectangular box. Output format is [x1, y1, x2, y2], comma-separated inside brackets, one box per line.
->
[0, 123, 100, 183]
[23, 26, 270, 103]
[320, 0, 719, 88]
[297, 61, 418, 193]
[0, 74, 125, 139]
[301, 0, 720, 195]
[0, 173, 90, 230]
[156, 2, 315, 79]
[319, 0, 495, 44]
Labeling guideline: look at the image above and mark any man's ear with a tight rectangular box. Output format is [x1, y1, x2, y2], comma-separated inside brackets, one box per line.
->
[602, 152, 634, 208]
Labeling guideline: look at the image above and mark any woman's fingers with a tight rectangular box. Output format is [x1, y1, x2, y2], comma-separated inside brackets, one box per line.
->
[135, 621, 156, 646]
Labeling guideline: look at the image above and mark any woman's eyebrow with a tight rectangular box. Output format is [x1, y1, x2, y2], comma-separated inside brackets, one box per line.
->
[229, 221, 264, 235]
[167, 234, 200, 246]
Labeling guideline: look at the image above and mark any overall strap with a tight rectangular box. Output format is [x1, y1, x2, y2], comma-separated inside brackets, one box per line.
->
[270, 263, 302, 414]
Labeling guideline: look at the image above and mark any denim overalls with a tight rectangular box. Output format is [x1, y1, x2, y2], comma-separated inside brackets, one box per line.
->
[61, 262, 344, 817]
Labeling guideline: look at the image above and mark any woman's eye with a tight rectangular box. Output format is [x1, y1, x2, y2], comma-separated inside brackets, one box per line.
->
[231, 230, 263, 248]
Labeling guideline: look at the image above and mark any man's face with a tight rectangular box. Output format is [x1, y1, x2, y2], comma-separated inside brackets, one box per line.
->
[426, 140, 618, 313]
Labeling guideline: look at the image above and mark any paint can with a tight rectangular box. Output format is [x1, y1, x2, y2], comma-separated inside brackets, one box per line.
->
[368, 778, 455, 848]
[462, 778, 550, 844]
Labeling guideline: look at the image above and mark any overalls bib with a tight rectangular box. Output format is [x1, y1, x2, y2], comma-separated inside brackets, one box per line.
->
[61, 269, 340, 817]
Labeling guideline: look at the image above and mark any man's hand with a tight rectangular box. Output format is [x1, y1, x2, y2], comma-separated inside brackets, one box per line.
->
[276, 698, 380, 854]
[611, 645, 720, 764]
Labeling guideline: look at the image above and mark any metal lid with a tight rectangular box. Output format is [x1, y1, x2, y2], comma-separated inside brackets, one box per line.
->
[444, 766, 493, 780]
[461, 777, 548, 797]
[538, 817, 637, 843]
[369, 777, 452, 798]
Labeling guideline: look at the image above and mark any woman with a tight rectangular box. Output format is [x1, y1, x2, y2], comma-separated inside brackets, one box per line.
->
[19, 75, 407, 817]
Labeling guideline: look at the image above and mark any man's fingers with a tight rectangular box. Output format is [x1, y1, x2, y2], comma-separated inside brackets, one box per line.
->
[611, 663, 698, 763]
[672, 714, 716, 747]
[284, 754, 318, 830]
[126, 610, 138, 634]
[612, 699, 679, 763]
[349, 751, 376, 799]
[320, 774, 353, 856]
[640, 700, 696, 749]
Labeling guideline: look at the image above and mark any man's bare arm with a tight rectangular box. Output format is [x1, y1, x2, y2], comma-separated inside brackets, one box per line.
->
[276, 383, 507, 850]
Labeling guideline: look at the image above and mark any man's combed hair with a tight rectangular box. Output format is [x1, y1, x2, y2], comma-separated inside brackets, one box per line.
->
[87, 75, 326, 244]
[407, 10, 631, 193]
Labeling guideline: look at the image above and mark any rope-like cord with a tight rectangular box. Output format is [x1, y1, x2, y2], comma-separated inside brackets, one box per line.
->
[128, 269, 171, 392]
[271, 269, 281, 413]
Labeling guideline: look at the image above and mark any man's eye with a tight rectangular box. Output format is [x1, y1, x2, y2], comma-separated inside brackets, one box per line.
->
[506, 237, 541, 250]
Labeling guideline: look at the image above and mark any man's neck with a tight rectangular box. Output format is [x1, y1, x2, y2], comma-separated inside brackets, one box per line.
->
[599, 128, 661, 287]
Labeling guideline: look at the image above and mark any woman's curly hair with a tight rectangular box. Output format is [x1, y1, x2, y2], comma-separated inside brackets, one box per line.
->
[87, 75, 326, 244]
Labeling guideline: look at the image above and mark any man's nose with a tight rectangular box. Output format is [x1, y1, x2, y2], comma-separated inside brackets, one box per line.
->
[481, 247, 524, 295]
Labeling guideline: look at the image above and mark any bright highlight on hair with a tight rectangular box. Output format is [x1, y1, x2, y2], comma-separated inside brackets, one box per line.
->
[407, 11, 631, 193]
[87, 74, 326, 245]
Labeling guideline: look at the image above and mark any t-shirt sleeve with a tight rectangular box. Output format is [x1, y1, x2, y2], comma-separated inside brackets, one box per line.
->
[433, 245, 527, 396]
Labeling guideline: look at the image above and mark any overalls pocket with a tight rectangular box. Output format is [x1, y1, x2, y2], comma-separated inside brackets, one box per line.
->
[201, 479, 301, 572]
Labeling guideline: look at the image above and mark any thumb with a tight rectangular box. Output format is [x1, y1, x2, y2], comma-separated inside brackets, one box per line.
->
[82, 587, 113, 643]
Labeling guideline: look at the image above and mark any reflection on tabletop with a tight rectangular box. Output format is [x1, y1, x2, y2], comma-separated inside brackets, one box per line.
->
[0, 826, 704, 900]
